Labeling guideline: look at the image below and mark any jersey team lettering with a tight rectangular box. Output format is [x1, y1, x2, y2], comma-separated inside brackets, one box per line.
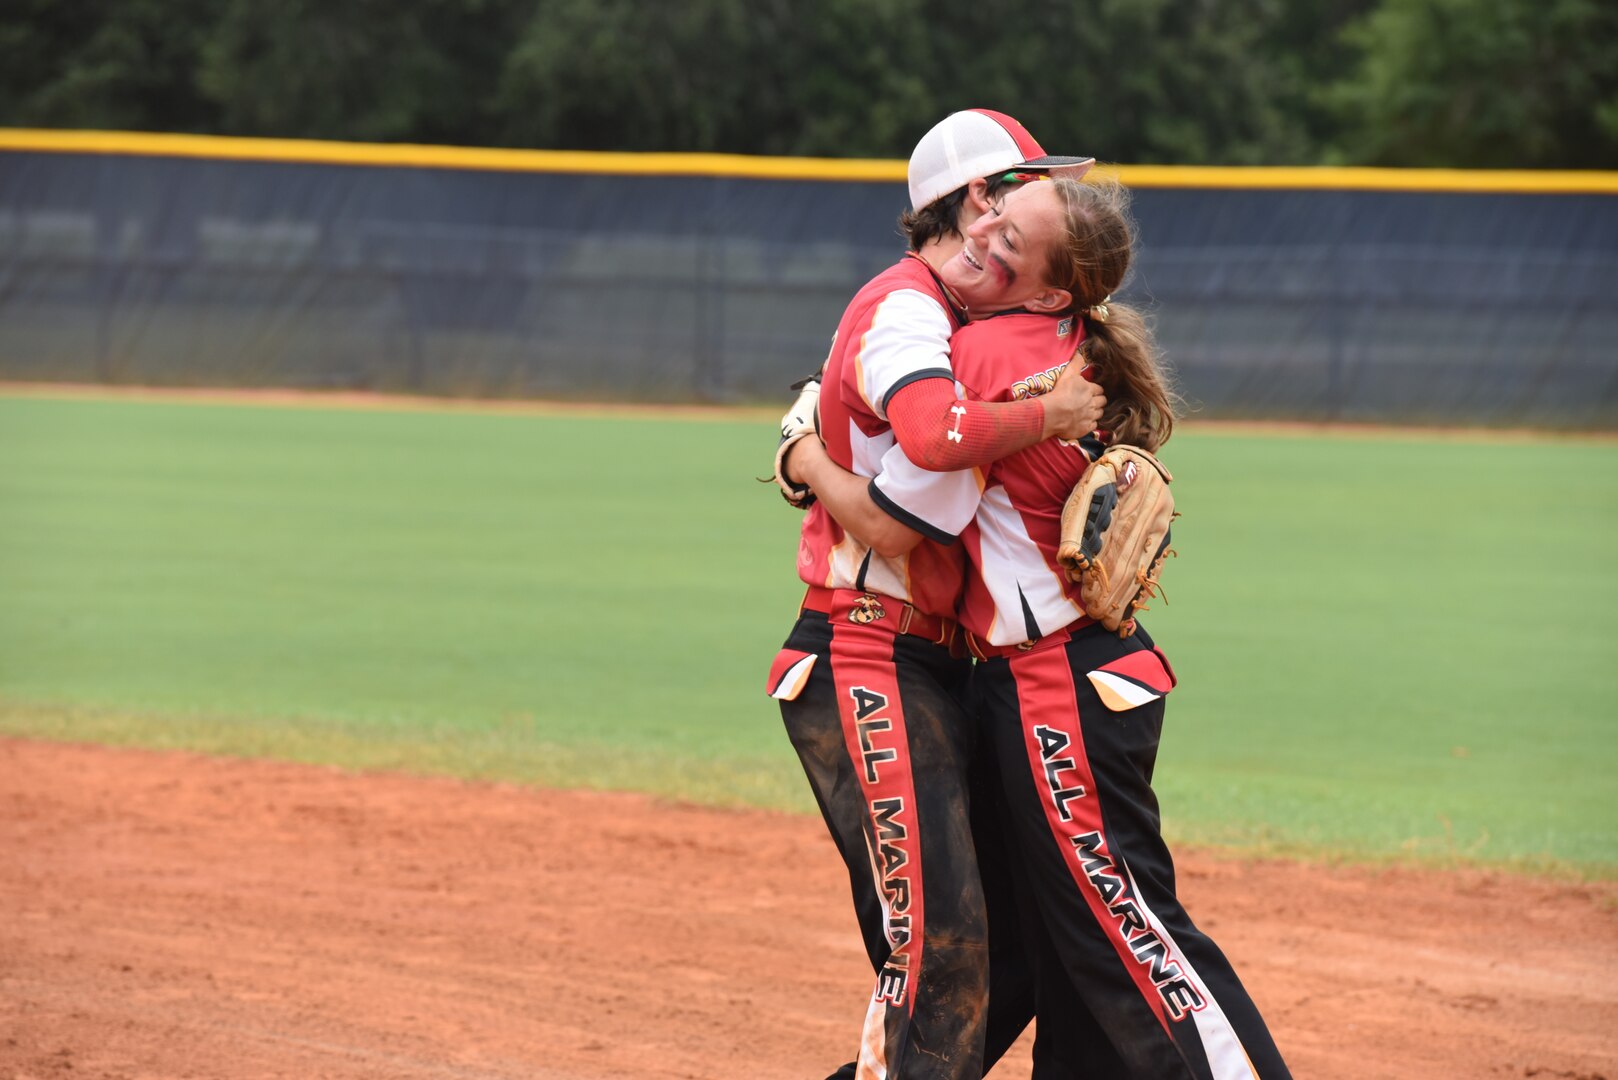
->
[1010, 359, 1073, 401]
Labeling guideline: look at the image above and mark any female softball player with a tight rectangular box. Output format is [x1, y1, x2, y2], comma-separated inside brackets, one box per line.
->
[788, 176, 1293, 1079]
[768, 110, 1106, 1080]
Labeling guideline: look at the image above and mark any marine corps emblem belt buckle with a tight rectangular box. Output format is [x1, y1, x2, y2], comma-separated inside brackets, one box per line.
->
[849, 593, 886, 625]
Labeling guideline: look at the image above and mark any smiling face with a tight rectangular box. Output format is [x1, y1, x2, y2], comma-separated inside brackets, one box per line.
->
[939, 180, 1070, 316]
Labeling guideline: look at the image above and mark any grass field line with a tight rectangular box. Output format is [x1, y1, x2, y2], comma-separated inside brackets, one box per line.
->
[3, 380, 1613, 443]
[3, 391, 1614, 871]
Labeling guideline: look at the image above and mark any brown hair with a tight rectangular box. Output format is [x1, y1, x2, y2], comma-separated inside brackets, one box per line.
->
[897, 173, 1020, 252]
[1045, 176, 1180, 452]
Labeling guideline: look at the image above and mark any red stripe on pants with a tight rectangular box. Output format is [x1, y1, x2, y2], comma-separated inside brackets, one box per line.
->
[1008, 646, 1178, 1037]
[827, 621, 928, 1054]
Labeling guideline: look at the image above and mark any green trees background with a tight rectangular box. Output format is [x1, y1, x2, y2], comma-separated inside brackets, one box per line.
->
[4, 0, 1615, 167]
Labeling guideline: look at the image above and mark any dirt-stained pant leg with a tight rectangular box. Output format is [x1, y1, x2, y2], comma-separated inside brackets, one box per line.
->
[780, 610, 891, 974]
[776, 607, 990, 1080]
[818, 730, 1038, 1080]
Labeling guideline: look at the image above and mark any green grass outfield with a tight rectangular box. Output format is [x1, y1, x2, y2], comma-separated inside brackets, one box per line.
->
[2, 392, 1615, 875]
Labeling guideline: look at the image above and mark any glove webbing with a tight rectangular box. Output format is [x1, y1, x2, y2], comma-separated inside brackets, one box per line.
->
[1129, 534, 1176, 617]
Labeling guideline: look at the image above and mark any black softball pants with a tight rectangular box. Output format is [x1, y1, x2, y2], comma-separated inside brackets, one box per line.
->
[970, 622, 1292, 1079]
[775, 602, 1035, 1080]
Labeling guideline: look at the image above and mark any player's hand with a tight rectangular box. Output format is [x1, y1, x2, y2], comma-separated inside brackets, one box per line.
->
[1041, 362, 1105, 442]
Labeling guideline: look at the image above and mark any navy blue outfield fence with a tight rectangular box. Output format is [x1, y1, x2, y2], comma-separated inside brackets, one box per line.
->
[2, 130, 1615, 428]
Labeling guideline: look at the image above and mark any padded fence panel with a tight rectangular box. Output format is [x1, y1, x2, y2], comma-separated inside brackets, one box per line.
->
[1, 149, 1614, 426]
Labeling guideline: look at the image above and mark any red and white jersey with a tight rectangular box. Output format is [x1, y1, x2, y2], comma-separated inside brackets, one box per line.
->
[796, 253, 982, 619]
[944, 312, 1102, 645]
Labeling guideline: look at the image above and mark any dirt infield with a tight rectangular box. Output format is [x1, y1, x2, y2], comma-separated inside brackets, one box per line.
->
[2, 739, 1613, 1080]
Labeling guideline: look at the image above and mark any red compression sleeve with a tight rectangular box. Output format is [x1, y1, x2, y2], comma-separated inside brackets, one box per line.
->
[886, 378, 1046, 471]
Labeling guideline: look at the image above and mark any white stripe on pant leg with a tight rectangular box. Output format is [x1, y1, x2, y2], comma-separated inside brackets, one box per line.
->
[1120, 862, 1257, 1079]
[856, 993, 890, 1080]
[854, 823, 892, 1080]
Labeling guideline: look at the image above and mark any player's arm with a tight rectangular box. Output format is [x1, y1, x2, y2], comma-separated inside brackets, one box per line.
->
[786, 437, 923, 558]
[884, 361, 1103, 472]
[855, 292, 1103, 472]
